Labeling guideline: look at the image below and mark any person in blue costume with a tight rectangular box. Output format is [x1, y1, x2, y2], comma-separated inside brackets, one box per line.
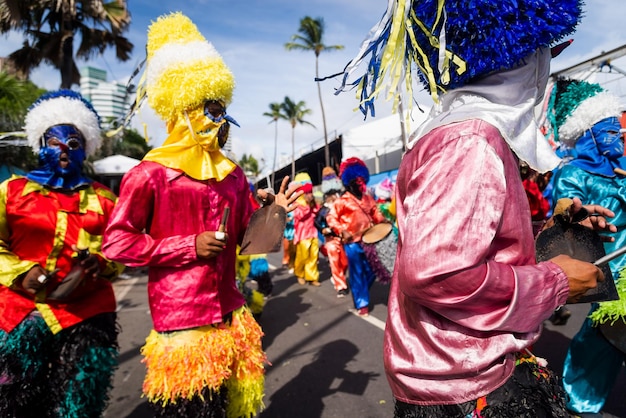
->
[549, 78, 626, 417]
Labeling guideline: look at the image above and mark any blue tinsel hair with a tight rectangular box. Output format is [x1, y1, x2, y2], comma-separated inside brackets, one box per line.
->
[335, 0, 583, 116]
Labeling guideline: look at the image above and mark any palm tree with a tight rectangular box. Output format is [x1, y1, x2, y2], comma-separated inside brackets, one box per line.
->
[238, 153, 261, 179]
[0, 71, 34, 131]
[280, 96, 314, 179]
[0, 72, 44, 172]
[262, 102, 285, 190]
[285, 16, 343, 167]
[0, 0, 133, 88]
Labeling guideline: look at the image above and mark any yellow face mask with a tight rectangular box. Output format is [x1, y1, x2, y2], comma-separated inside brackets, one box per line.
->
[183, 104, 232, 152]
[142, 101, 238, 181]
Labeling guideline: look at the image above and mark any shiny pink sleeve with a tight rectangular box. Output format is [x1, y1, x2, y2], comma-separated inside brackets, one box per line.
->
[396, 134, 568, 333]
[102, 166, 198, 268]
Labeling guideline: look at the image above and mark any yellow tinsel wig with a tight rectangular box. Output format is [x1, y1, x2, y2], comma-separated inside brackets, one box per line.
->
[146, 12, 235, 123]
[141, 11, 238, 181]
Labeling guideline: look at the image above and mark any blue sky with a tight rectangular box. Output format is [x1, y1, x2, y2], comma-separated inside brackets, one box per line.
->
[1, 0, 625, 172]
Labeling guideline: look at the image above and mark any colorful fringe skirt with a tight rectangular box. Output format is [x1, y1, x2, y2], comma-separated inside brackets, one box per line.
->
[393, 352, 567, 418]
[0, 312, 119, 418]
[141, 306, 266, 418]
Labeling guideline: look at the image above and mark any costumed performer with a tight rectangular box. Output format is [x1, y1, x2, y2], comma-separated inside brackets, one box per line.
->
[102, 12, 299, 418]
[291, 172, 321, 286]
[326, 157, 386, 316]
[333, 0, 617, 416]
[283, 209, 296, 270]
[548, 78, 626, 417]
[0, 90, 123, 417]
[314, 166, 349, 297]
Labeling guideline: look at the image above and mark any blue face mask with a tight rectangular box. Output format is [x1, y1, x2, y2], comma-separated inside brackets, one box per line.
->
[571, 117, 624, 177]
[592, 117, 623, 160]
[27, 125, 92, 190]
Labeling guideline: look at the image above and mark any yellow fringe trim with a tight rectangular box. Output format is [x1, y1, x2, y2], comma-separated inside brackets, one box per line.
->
[141, 307, 266, 417]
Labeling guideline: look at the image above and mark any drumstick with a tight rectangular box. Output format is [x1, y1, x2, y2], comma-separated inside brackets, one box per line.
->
[594, 245, 626, 267]
[614, 167, 626, 176]
[219, 207, 230, 233]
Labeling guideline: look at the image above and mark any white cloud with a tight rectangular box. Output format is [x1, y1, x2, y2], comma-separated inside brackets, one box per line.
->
[1, 0, 625, 168]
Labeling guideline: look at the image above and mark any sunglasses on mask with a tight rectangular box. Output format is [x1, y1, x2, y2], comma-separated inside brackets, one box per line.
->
[42, 125, 85, 151]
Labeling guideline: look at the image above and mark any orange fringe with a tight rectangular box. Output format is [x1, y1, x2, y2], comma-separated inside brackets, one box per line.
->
[141, 307, 266, 417]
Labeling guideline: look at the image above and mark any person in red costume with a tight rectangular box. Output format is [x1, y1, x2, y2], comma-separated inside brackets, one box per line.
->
[0, 90, 123, 417]
[327, 157, 387, 316]
[520, 162, 552, 236]
[315, 166, 349, 297]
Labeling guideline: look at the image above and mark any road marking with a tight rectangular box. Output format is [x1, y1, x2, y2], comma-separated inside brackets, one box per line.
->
[268, 263, 278, 271]
[349, 309, 386, 330]
[113, 277, 139, 312]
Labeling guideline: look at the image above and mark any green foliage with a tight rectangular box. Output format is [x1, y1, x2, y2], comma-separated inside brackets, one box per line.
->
[0, 72, 45, 131]
[285, 16, 344, 57]
[92, 128, 152, 161]
[239, 153, 260, 177]
[280, 96, 314, 128]
[285, 16, 343, 166]
[0, 0, 133, 88]
[0, 72, 44, 171]
[0, 143, 38, 172]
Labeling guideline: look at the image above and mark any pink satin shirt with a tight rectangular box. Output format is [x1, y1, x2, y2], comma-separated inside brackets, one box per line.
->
[292, 203, 319, 244]
[384, 120, 569, 405]
[102, 161, 254, 332]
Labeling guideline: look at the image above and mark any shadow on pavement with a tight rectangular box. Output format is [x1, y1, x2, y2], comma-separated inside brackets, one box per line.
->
[259, 339, 378, 418]
[260, 287, 311, 350]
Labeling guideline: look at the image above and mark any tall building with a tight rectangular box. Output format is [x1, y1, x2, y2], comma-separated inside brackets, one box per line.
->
[80, 66, 130, 129]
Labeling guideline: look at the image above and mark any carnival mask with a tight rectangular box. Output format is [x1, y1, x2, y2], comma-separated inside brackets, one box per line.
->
[591, 117, 623, 160]
[184, 100, 239, 151]
[347, 177, 367, 199]
[27, 124, 91, 190]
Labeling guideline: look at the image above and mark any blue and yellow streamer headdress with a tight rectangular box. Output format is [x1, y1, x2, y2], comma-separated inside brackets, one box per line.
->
[335, 0, 583, 116]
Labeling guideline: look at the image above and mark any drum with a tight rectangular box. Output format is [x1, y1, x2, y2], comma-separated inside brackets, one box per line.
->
[599, 320, 626, 355]
[362, 223, 397, 283]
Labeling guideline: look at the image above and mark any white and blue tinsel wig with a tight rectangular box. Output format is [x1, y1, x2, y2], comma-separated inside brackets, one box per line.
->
[24, 90, 102, 156]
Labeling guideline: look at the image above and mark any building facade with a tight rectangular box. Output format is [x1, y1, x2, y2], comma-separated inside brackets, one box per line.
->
[79, 66, 130, 129]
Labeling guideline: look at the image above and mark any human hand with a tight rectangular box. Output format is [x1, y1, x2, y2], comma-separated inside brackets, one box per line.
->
[196, 231, 228, 259]
[20, 265, 51, 295]
[256, 176, 303, 214]
[573, 198, 617, 240]
[71, 245, 100, 279]
[340, 230, 353, 243]
[550, 254, 605, 303]
[544, 198, 616, 242]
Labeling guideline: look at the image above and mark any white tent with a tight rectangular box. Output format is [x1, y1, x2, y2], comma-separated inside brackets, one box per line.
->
[342, 105, 431, 162]
[93, 155, 140, 175]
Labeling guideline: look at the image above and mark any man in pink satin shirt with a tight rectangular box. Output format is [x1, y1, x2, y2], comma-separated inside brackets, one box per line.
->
[335, 1, 616, 417]
[102, 12, 298, 418]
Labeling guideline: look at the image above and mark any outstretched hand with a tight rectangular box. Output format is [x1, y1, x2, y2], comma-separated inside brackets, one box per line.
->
[544, 197, 617, 242]
[572, 198, 617, 240]
[256, 176, 303, 214]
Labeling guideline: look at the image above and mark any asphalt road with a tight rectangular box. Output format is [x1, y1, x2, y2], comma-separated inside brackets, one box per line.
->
[104, 254, 625, 418]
